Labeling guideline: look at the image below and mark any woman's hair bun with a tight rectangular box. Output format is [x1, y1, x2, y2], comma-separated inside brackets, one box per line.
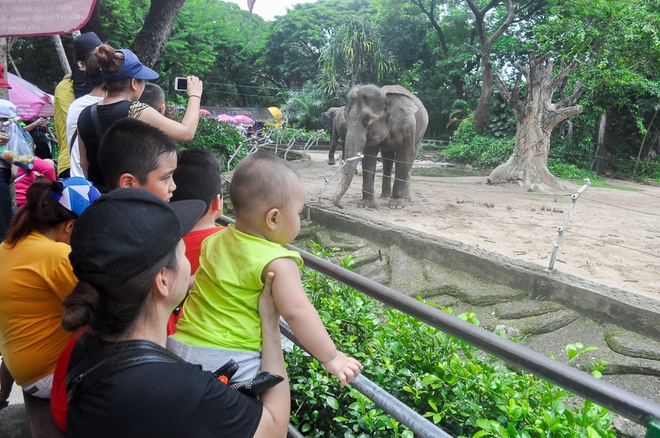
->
[62, 283, 101, 331]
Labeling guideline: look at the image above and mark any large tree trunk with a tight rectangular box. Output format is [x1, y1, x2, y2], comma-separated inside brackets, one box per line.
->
[467, 0, 516, 132]
[129, 0, 187, 68]
[80, 2, 106, 41]
[489, 51, 586, 190]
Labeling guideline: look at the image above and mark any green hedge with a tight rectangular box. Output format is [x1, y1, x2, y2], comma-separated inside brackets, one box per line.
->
[288, 244, 615, 438]
[442, 123, 515, 169]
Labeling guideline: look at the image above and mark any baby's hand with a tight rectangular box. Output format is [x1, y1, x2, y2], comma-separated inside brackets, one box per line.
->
[322, 351, 363, 387]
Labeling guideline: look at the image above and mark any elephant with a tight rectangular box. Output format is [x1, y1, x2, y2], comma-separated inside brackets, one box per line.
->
[321, 106, 347, 165]
[332, 84, 428, 209]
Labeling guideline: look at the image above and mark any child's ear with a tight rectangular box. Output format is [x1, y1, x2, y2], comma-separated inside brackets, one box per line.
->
[265, 208, 279, 231]
[118, 173, 136, 188]
[211, 194, 223, 213]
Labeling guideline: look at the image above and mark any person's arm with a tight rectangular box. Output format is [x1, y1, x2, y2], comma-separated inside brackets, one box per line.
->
[268, 258, 362, 387]
[78, 135, 89, 178]
[32, 158, 56, 181]
[138, 76, 203, 142]
[23, 118, 48, 132]
[253, 272, 290, 438]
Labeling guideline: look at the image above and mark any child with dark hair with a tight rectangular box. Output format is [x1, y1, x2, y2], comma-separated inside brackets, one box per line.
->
[167, 148, 226, 334]
[98, 118, 178, 202]
[170, 151, 363, 386]
[139, 83, 166, 115]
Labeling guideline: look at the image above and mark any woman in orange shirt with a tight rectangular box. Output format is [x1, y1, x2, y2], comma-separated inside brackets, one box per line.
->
[0, 177, 99, 407]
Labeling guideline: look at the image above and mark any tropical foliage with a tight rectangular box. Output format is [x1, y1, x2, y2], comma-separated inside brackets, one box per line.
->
[288, 244, 615, 437]
[6, 0, 660, 178]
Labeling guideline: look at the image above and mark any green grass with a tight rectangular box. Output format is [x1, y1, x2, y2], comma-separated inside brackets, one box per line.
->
[588, 181, 644, 191]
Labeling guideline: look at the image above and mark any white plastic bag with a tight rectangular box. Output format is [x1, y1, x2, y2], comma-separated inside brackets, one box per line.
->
[1, 119, 35, 170]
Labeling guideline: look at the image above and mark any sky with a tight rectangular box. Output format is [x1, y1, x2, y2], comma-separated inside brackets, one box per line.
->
[227, 0, 318, 21]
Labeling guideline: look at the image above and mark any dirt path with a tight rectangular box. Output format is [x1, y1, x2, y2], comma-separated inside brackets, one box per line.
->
[291, 151, 660, 302]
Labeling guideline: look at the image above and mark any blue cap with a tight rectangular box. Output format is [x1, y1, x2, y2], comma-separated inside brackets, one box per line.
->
[102, 49, 159, 82]
[51, 177, 102, 217]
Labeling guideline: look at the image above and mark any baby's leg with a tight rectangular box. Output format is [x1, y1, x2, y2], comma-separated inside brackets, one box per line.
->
[166, 337, 261, 383]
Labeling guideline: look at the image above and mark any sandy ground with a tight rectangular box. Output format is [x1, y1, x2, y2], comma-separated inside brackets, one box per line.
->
[292, 151, 660, 302]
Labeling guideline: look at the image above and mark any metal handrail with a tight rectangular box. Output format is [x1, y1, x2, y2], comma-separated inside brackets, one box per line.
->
[287, 243, 660, 430]
[217, 215, 660, 435]
[279, 321, 452, 438]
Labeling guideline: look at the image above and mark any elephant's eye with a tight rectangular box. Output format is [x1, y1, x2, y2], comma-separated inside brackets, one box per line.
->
[361, 114, 372, 126]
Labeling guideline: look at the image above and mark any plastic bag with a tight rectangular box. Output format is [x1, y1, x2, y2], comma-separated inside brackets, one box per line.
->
[1, 119, 35, 170]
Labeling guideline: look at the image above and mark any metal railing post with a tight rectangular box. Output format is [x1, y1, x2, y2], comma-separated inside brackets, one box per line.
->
[547, 178, 591, 271]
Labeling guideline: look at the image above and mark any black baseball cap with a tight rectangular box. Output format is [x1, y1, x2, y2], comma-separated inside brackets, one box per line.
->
[69, 188, 205, 285]
[73, 32, 103, 60]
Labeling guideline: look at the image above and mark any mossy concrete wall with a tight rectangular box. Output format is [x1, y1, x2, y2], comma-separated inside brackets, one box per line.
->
[307, 204, 660, 340]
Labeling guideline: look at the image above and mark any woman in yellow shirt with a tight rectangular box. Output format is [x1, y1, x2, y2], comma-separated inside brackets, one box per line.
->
[0, 177, 99, 407]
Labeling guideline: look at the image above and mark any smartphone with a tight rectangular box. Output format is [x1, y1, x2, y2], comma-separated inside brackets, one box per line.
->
[174, 77, 188, 91]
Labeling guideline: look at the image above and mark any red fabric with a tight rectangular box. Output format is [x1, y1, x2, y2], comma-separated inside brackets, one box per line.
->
[183, 226, 226, 274]
[51, 327, 86, 433]
[166, 226, 225, 336]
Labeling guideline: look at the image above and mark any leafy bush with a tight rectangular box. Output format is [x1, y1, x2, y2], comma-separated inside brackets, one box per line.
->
[289, 244, 616, 437]
[179, 117, 246, 171]
[443, 122, 514, 169]
[547, 160, 604, 182]
[613, 156, 660, 181]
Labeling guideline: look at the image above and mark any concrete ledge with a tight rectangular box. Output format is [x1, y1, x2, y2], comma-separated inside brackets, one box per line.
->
[307, 204, 660, 340]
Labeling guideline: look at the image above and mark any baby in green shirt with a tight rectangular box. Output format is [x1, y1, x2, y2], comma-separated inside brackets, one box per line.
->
[169, 151, 362, 386]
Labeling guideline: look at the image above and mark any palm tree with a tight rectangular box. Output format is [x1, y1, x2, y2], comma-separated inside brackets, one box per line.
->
[280, 82, 326, 130]
[319, 16, 395, 96]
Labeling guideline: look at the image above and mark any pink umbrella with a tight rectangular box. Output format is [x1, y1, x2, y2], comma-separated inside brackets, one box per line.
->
[217, 114, 237, 124]
[7, 73, 54, 120]
[233, 114, 255, 125]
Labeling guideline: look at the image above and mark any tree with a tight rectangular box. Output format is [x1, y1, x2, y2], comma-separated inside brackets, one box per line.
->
[488, 51, 585, 189]
[318, 16, 395, 96]
[466, 0, 516, 131]
[409, 0, 516, 131]
[130, 0, 188, 67]
[280, 82, 327, 130]
[80, 0, 186, 67]
[531, 0, 660, 175]
[261, 0, 374, 94]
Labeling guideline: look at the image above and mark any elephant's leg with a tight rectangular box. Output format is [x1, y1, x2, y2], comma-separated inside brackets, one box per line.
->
[328, 131, 338, 165]
[389, 145, 418, 208]
[358, 153, 378, 208]
[380, 150, 395, 199]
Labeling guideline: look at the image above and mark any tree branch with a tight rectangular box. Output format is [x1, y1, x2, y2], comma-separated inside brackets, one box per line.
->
[546, 105, 584, 128]
[411, 0, 449, 57]
[488, 0, 516, 45]
[551, 59, 580, 92]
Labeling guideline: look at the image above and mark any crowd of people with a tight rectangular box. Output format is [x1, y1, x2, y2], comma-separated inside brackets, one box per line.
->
[0, 32, 362, 437]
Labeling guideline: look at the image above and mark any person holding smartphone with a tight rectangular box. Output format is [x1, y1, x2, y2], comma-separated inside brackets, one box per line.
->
[76, 44, 203, 193]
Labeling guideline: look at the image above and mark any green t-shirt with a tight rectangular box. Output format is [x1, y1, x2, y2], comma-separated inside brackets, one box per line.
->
[174, 225, 303, 351]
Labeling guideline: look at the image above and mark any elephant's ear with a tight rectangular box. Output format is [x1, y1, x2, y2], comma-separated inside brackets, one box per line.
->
[386, 92, 419, 125]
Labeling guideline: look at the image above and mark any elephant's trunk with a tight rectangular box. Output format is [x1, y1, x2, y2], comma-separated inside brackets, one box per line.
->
[332, 159, 358, 208]
[332, 126, 364, 208]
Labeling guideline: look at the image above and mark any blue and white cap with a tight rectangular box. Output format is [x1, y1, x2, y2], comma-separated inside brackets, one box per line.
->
[52, 177, 101, 217]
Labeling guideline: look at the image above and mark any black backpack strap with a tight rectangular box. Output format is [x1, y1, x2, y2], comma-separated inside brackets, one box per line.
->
[89, 104, 104, 140]
[66, 339, 184, 408]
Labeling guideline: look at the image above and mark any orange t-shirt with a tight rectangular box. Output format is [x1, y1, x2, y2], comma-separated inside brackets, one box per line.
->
[0, 232, 77, 385]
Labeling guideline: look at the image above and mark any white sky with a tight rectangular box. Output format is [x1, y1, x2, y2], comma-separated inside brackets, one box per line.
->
[227, 0, 318, 21]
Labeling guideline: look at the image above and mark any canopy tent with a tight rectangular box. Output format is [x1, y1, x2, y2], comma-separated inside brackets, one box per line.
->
[7, 73, 54, 120]
[233, 114, 255, 126]
[202, 106, 276, 124]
